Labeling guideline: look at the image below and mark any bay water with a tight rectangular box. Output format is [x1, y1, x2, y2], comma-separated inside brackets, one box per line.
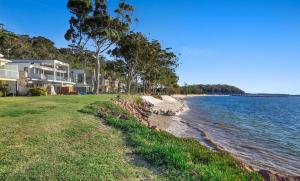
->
[180, 96, 300, 176]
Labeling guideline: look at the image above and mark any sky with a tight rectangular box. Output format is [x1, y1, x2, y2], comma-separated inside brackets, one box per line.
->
[1, 0, 300, 94]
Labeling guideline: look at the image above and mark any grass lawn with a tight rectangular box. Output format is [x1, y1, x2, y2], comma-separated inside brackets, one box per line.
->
[0, 95, 161, 180]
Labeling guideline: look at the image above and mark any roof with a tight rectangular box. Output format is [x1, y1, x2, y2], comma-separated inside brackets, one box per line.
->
[11, 59, 68, 64]
[0, 54, 11, 63]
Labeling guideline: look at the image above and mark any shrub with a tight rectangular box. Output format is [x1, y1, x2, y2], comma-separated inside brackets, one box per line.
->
[0, 83, 8, 97]
[29, 88, 47, 96]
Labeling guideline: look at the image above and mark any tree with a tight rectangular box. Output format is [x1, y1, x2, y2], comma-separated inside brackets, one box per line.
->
[65, 0, 134, 94]
[31, 36, 57, 59]
[179, 84, 245, 95]
[111, 32, 148, 94]
[0, 25, 98, 70]
[137, 40, 179, 94]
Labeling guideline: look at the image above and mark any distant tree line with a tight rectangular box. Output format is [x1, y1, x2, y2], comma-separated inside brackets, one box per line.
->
[180, 84, 245, 95]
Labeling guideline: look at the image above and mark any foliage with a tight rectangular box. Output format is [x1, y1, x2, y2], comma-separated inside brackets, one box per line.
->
[138, 40, 179, 95]
[0, 29, 57, 60]
[57, 48, 96, 70]
[112, 33, 179, 95]
[181, 84, 245, 95]
[111, 32, 149, 94]
[81, 101, 263, 180]
[28, 87, 47, 96]
[0, 82, 8, 97]
[65, 1, 179, 95]
[65, 0, 135, 94]
[0, 28, 96, 69]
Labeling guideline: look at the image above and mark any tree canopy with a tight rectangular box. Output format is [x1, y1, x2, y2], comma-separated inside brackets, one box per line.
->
[65, 0, 135, 94]
[180, 84, 245, 95]
[0, 28, 95, 70]
[111, 32, 179, 94]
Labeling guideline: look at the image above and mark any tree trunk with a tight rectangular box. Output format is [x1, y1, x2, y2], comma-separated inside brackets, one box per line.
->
[127, 78, 132, 95]
[94, 56, 100, 94]
[127, 67, 134, 95]
[142, 80, 146, 95]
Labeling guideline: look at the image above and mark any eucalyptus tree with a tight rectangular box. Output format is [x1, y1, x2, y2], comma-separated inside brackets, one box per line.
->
[111, 32, 149, 94]
[65, 0, 134, 94]
[138, 40, 179, 94]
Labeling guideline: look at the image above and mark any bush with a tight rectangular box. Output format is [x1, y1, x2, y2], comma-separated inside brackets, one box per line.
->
[0, 83, 8, 97]
[29, 88, 47, 96]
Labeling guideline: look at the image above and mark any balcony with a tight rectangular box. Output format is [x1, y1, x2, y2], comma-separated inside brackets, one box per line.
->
[30, 74, 47, 80]
[29, 73, 70, 83]
[47, 75, 69, 82]
[0, 68, 19, 81]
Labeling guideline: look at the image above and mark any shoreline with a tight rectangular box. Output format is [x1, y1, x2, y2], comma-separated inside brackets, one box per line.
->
[145, 95, 300, 180]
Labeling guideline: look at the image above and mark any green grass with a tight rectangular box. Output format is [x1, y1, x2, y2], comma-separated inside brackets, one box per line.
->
[0, 95, 161, 180]
[81, 101, 263, 181]
[0, 95, 263, 180]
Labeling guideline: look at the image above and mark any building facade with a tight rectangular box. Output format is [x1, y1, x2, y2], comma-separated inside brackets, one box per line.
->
[1, 56, 125, 96]
[9, 59, 75, 95]
[70, 69, 94, 93]
[0, 54, 19, 95]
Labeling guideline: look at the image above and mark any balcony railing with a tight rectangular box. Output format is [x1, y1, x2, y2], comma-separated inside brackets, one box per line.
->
[30, 74, 47, 80]
[0, 69, 19, 80]
[47, 75, 68, 82]
[29, 73, 69, 82]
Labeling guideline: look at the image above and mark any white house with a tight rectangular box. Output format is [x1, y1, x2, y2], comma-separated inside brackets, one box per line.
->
[70, 69, 94, 93]
[9, 59, 75, 95]
[100, 76, 120, 93]
[0, 54, 19, 95]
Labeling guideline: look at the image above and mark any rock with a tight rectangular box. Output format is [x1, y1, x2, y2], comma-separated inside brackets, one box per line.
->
[164, 110, 176, 116]
[150, 125, 160, 131]
[258, 170, 300, 181]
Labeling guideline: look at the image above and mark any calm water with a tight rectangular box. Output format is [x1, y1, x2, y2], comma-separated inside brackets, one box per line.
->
[181, 96, 300, 176]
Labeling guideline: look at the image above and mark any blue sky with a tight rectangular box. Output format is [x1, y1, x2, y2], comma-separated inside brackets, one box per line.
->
[1, 0, 300, 94]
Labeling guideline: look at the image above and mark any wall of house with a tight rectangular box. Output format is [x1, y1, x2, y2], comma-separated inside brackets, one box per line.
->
[5, 81, 17, 95]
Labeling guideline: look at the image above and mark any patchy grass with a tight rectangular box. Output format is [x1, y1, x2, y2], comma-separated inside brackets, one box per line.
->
[116, 95, 143, 105]
[81, 101, 263, 181]
[0, 95, 161, 180]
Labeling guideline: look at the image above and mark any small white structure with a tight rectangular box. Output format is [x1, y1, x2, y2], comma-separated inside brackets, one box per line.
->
[0, 54, 19, 95]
